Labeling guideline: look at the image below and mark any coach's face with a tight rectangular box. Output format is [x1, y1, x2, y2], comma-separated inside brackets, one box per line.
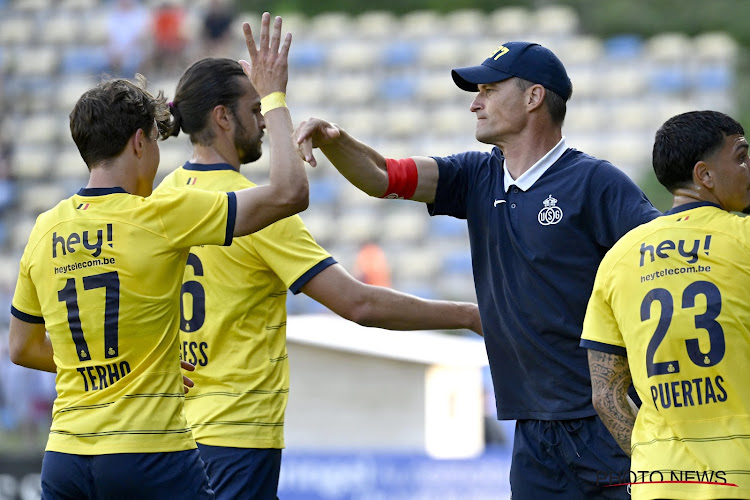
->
[471, 78, 527, 145]
[703, 133, 750, 212]
[232, 78, 265, 165]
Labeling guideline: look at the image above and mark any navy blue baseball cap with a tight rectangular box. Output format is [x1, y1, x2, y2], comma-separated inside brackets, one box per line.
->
[452, 41, 573, 101]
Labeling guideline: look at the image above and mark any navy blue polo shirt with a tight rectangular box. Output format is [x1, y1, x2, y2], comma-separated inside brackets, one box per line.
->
[429, 145, 660, 420]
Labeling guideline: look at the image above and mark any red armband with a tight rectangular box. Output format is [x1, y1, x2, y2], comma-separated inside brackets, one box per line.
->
[381, 158, 418, 199]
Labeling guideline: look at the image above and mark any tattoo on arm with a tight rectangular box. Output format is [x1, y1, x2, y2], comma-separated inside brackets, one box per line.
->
[588, 349, 638, 456]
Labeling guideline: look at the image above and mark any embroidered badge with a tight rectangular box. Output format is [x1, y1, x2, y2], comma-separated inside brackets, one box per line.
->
[538, 195, 563, 225]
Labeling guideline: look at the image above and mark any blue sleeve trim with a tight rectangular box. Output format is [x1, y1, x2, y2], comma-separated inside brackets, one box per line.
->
[11, 306, 44, 324]
[580, 338, 627, 357]
[289, 257, 337, 295]
[224, 192, 237, 246]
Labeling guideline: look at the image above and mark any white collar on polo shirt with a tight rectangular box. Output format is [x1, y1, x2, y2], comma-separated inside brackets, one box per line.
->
[503, 137, 568, 193]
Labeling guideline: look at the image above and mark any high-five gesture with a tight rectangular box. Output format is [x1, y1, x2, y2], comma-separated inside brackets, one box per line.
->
[229, 12, 308, 238]
[240, 13, 290, 99]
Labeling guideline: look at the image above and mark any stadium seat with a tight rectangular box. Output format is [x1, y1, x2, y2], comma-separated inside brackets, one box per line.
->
[383, 210, 429, 242]
[18, 183, 68, 215]
[328, 75, 377, 105]
[603, 34, 644, 59]
[645, 32, 691, 62]
[442, 249, 474, 275]
[288, 41, 327, 71]
[379, 75, 418, 101]
[533, 5, 580, 37]
[81, 8, 111, 45]
[12, 146, 53, 180]
[56, 145, 89, 181]
[337, 210, 380, 244]
[12, 47, 59, 77]
[649, 65, 689, 93]
[430, 216, 468, 239]
[17, 113, 65, 146]
[0, 15, 34, 45]
[61, 46, 109, 76]
[355, 10, 397, 39]
[391, 246, 442, 282]
[309, 177, 340, 206]
[444, 9, 487, 37]
[328, 40, 381, 72]
[11, 0, 52, 12]
[382, 41, 419, 68]
[40, 12, 81, 45]
[400, 10, 445, 39]
[419, 38, 464, 70]
[414, 72, 462, 104]
[308, 11, 352, 40]
[693, 32, 738, 62]
[601, 65, 647, 97]
[429, 103, 476, 136]
[59, 0, 99, 9]
[694, 65, 732, 91]
[487, 7, 532, 38]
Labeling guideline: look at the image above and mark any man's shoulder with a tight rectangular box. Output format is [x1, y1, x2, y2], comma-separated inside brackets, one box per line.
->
[434, 147, 500, 167]
[156, 166, 254, 193]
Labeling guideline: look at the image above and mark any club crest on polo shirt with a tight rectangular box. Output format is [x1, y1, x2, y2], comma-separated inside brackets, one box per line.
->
[538, 194, 563, 225]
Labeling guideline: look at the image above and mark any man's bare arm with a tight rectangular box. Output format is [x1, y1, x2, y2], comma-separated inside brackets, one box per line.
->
[294, 118, 439, 203]
[588, 349, 638, 456]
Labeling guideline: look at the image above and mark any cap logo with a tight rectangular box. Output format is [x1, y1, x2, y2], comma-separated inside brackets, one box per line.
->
[490, 45, 510, 60]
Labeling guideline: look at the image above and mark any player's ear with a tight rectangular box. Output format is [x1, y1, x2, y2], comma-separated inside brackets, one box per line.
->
[212, 105, 232, 132]
[527, 84, 545, 111]
[693, 160, 714, 190]
[133, 128, 147, 159]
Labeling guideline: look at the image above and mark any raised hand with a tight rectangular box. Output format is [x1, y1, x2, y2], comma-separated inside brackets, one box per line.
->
[239, 12, 291, 98]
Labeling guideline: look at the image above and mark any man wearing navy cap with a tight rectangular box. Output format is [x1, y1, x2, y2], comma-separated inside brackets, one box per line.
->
[295, 41, 660, 498]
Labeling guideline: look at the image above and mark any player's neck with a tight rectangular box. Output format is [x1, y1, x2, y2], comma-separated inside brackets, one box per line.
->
[501, 127, 562, 180]
[190, 144, 240, 171]
[671, 186, 721, 210]
[86, 159, 140, 195]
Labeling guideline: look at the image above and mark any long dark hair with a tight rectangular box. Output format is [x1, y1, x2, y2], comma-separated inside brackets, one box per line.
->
[163, 58, 248, 146]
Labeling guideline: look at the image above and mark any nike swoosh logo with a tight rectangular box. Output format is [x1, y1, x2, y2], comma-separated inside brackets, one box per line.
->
[494, 199, 506, 207]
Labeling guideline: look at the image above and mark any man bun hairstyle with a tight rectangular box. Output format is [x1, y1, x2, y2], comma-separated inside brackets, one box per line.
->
[161, 58, 248, 145]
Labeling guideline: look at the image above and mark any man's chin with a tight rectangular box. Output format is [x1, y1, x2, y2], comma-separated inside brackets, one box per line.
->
[241, 150, 263, 165]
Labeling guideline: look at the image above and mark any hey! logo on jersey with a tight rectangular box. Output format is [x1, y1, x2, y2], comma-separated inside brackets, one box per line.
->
[639, 235, 712, 267]
[52, 223, 113, 258]
[538, 195, 563, 225]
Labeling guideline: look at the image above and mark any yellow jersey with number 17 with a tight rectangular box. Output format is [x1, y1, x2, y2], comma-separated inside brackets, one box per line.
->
[581, 201, 750, 500]
[11, 186, 235, 455]
[156, 163, 334, 449]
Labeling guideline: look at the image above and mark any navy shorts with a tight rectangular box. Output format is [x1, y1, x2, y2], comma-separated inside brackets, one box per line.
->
[509, 415, 630, 499]
[41, 448, 214, 500]
[197, 444, 281, 500]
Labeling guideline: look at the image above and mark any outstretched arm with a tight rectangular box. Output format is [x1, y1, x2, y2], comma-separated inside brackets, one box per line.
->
[300, 263, 482, 335]
[9, 316, 55, 372]
[294, 118, 439, 204]
[588, 349, 638, 456]
[232, 13, 309, 237]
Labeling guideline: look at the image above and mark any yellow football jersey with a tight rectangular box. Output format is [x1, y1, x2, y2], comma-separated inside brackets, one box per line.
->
[582, 202, 750, 499]
[11, 186, 235, 455]
[156, 163, 333, 448]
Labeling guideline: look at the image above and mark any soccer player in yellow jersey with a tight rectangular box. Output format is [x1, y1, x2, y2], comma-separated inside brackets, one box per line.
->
[581, 110, 750, 500]
[7, 14, 309, 499]
[156, 60, 482, 500]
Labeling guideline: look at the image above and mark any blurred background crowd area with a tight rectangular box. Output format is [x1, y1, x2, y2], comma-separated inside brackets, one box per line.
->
[0, 0, 747, 454]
